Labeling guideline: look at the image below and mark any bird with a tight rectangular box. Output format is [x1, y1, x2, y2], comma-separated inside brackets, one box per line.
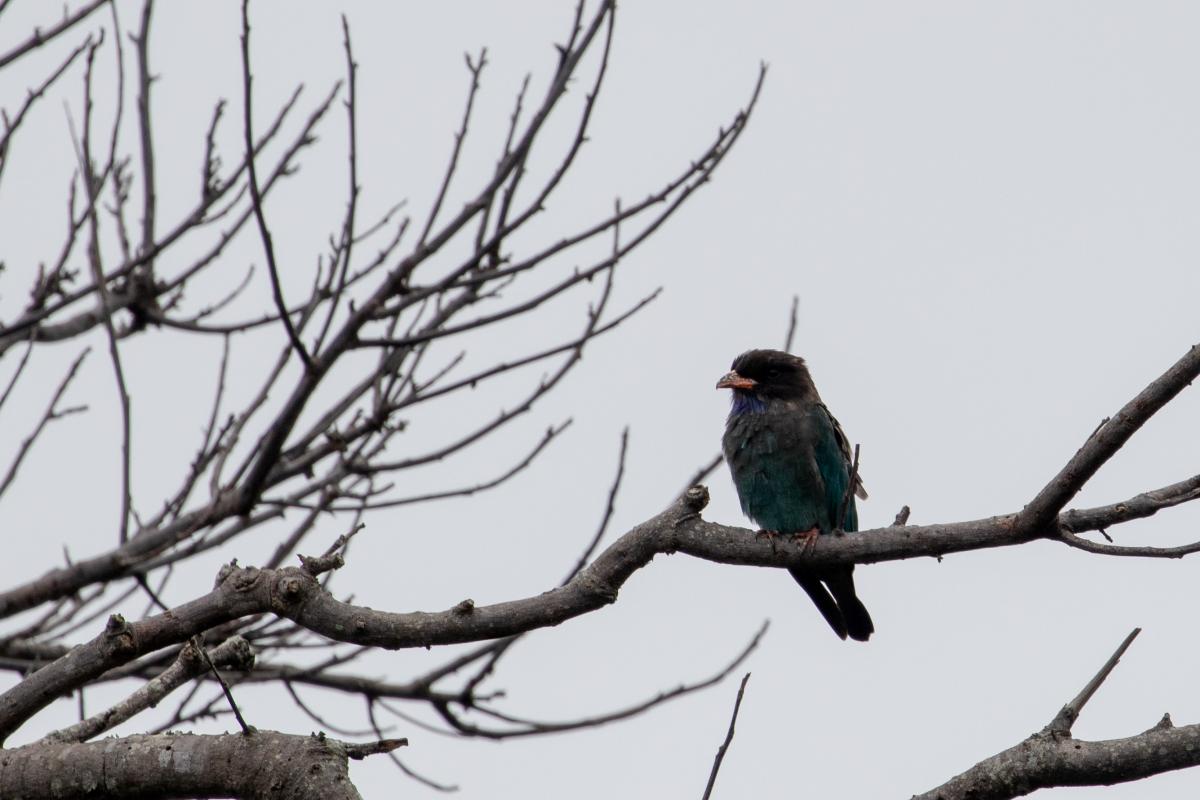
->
[717, 349, 873, 641]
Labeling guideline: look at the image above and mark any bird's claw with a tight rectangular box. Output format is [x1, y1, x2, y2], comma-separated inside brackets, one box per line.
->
[756, 529, 781, 553]
[793, 527, 820, 555]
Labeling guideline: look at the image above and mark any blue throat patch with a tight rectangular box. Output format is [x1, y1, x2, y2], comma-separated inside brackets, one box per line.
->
[729, 390, 767, 417]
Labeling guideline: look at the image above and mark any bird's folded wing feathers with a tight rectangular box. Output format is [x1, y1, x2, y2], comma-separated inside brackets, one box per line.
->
[820, 402, 868, 500]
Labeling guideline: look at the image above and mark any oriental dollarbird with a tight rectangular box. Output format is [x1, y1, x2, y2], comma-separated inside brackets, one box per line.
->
[717, 349, 873, 641]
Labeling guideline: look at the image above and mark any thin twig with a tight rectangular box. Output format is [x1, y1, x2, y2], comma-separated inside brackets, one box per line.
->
[0, 0, 106, 70]
[1060, 529, 1200, 559]
[0, 349, 90, 500]
[0, 338, 35, 416]
[701, 672, 751, 800]
[133, 0, 157, 264]
[434, 622, 768, 740]
[192, 635, 252, 735]
[71, 32, 134, 543]
[679, 454, 723, 499]
[0, 35, 93, 190]
[561, 427, 628, 583]
[1044, 627, 1142, 735]
[239, 0, 313, 370]
[365, 702, 458, 792]
[419, 48, 486, 247]
[838, 443, 860, 531]
[312, 15, 361, 354]
[782, 294, 799, 352]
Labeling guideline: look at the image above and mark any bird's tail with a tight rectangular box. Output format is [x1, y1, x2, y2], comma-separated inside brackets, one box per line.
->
[788, 567, 848, 640]
[824, 567, 874, 642]
[788, 566, 874, 642]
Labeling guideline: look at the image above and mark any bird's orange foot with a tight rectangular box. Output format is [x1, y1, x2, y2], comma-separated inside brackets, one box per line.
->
[793, 527, 820, 555]
[756, 529, 781, 553]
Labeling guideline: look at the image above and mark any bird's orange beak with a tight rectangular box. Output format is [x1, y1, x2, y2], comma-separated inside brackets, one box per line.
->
[716, 370, 756, 391]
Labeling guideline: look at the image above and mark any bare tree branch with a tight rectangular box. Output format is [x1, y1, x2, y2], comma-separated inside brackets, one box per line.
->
[0, 730, 401, 799]
[239, 0, 314, 370]
[1043, 628, 1140, 736]
[41, 636, 253, 744]
[0, 348, 90, 501]
[430, 622, 766, 740]
[915, 628, 1200, 799]
[1018, 343, 1200, 535]
[0, 0, 106, 70]
[132, 0, 156, 265]
[4, 3, 1193, 797]
[702, 672, 751, 800]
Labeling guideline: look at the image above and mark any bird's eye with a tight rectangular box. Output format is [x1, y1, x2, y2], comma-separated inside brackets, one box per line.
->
[767, 367, 781, 378]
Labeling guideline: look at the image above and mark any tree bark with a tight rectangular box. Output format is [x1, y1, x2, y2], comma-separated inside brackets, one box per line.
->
[0, 730, 390, 799]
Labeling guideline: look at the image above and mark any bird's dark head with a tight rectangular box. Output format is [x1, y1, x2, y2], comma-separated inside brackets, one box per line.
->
[716, 349, 818, 407]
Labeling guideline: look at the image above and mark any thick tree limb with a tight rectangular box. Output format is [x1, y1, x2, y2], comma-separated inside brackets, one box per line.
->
[4, 460, 1196, 744]
[1, 337, 1196, 744]
[0, 730, 403, 799]
[40, 636, 254, 744]
[914, 725, 1200, 800]
[914, 629, 1200, 799]
[1, 340, 1196, 738]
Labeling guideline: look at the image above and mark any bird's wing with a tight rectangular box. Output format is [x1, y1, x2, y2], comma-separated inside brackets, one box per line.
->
[820, 402, 868, 500]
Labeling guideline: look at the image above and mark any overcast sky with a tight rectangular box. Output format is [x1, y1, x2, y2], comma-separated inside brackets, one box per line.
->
[2, 2, 1199, 797]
